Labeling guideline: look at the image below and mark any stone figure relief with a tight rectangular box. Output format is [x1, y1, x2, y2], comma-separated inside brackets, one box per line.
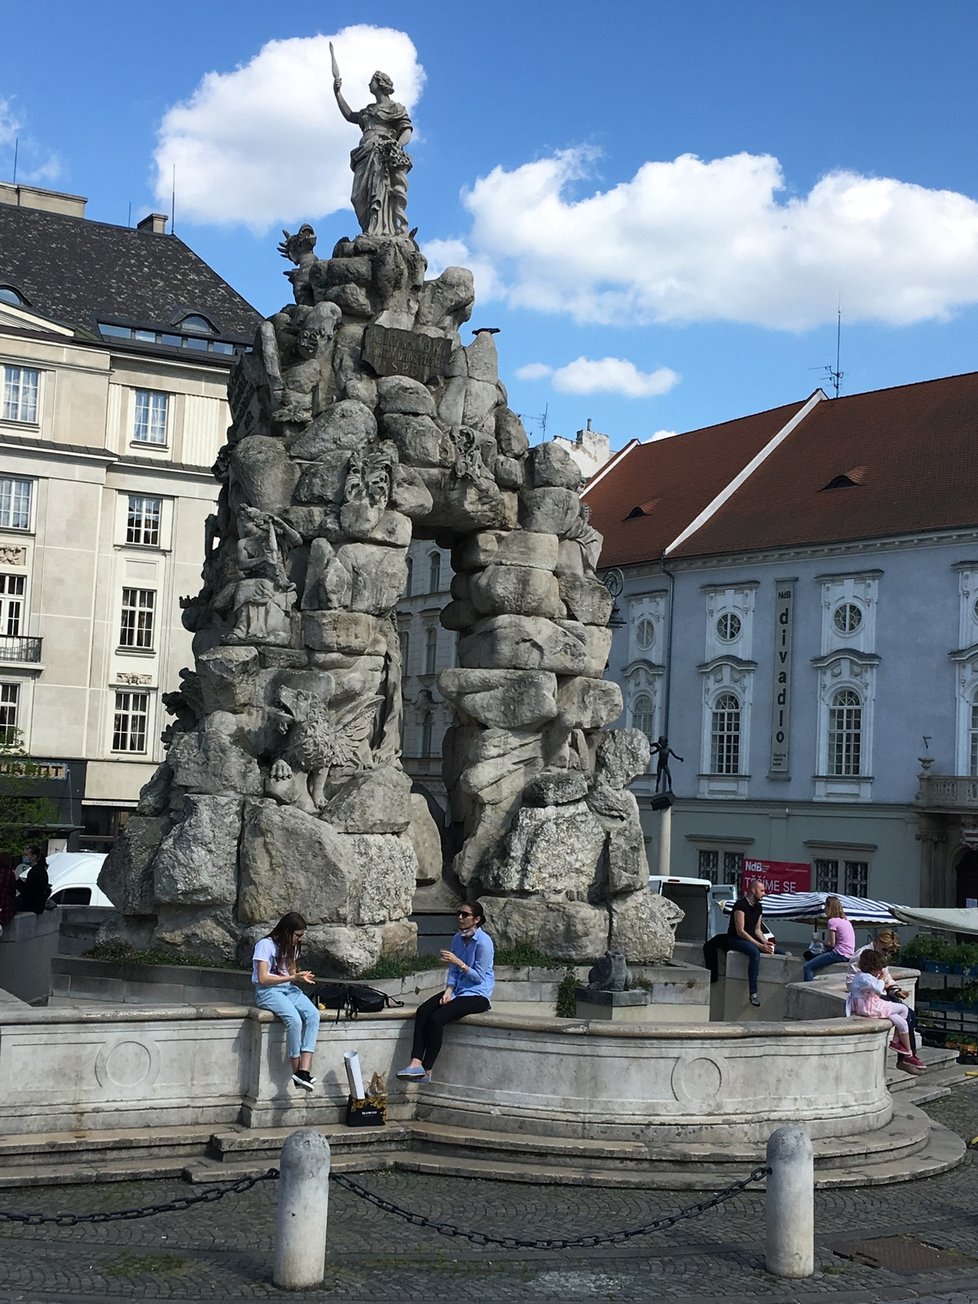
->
[277, 224, 318, 304]
[260, 300, 342, 427]
[269, 678, 381, 814]
[215, 507, 301, 645]
[332, 45, 413, 237]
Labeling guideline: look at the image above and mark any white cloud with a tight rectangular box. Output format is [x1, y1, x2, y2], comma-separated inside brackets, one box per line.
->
[460, 148, 978, 330]
[422, 237, 502, 303]
[648, 429, 680, 442]
[515, 362, 554, 381]
[518, 356, 679, 399]
[153, 26, 424, 231]
[0, 98, 62, 186]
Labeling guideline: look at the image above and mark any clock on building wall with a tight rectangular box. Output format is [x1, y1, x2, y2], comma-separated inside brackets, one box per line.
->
[601, 568, 624, 598]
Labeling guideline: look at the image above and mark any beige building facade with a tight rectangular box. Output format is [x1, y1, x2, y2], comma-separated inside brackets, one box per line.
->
[0, 183, 259, 846]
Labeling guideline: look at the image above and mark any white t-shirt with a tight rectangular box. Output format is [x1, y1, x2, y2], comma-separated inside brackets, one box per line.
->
[252, 936, 286, 983]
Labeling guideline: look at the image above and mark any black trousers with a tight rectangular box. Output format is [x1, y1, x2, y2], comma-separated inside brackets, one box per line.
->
[411, 993, 491, 1069]
[703, 933, 731, 984]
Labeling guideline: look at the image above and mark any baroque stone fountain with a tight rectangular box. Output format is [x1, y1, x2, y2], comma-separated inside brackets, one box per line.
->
[100, 57, 678, 974]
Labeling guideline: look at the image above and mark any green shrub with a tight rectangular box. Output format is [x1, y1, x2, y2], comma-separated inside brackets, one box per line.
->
[555, 969, 578, 1018]
[493, 943, 565, 969]
[361, 953, 446, 980]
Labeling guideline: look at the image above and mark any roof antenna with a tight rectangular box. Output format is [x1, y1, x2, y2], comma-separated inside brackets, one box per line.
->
[170, 165, 176, 236]
[517, 402, 548, 442]
[127, 201, 132, 229]
[12, 137, 18, 186]
[822, 298, 844, 398]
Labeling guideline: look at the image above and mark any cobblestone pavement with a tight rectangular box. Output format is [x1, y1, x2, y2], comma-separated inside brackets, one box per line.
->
[1, 1085, 977, 1304]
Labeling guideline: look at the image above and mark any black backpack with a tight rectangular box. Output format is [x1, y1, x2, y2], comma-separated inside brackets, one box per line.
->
[313, 982, 404, 1022]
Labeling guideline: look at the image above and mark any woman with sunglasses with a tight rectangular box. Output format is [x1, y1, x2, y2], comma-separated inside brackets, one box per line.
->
[396, 901, 494, 1082]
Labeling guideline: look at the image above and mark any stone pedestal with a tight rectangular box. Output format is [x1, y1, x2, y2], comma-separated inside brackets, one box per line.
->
[575, 986, 651, 1022]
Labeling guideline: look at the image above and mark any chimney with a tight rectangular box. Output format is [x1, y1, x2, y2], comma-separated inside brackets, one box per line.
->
[136, 212, 169, 235]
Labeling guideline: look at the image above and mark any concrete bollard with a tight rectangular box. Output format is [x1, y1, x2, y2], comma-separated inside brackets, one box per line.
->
[765, 1124, 814, 1279]
[273, 1128, 331, 1290]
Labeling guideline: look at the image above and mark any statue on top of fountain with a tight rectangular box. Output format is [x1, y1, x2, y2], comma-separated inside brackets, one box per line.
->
[332, 44, 413, 238]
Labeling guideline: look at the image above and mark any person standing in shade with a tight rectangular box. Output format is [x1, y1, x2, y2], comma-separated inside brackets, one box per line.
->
[726, 879, 776, 1007]
[803, 895, 856, 981]
[396, 902, 494, 1083]
[14, 844, 49, 916]
[252, 912, 321, 1092]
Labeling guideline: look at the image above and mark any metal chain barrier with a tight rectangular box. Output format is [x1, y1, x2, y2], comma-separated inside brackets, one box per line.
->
[0, 1170, 279, 1227]
[332, 1165, 771, 1250]
[0, 1162, 770, 1247]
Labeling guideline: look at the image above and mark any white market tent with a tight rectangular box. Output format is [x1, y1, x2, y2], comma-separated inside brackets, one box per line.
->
[721, 893, 978, 933]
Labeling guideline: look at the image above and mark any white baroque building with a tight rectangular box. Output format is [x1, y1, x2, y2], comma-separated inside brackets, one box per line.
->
[584, 377, 978, 910]
[0, 183, 260, 847]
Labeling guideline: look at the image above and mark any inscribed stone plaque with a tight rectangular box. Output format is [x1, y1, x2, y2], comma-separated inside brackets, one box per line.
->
[363, 325, 452, 383]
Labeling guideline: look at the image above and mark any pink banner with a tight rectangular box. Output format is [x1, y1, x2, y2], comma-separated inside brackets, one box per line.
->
[740, 858, 811, 895]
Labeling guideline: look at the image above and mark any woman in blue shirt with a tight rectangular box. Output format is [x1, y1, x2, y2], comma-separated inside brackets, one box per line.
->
[396, 901, 494, 1082]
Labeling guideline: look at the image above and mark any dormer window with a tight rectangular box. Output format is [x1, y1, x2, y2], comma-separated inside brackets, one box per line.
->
[0, 285, 28, 307]
[177, 313, 217, 334]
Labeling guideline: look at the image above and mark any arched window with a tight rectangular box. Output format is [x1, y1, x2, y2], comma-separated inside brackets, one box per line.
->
[428, 551, 441, 593]
[0, 285, 28, 307]
[399, 629, 410, 672]
[404, 555, 413, 597]
[424, 626, 438, 674]
[421, 711, 433, 757]
[710, 692, 741, 774]
[969, 700, 978, 777]
[631, 693, 653, 742]
[828, 688, 861, 776]
[176, 313, 216, 334]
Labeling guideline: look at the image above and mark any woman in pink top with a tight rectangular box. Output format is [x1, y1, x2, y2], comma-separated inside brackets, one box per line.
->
[803, 895, 856, 981]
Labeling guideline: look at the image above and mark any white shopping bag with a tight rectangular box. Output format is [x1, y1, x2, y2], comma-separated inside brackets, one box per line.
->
[343, 1049, 365, 1101]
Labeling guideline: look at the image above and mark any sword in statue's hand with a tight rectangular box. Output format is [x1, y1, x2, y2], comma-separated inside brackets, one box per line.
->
[329, 41, 341, 90]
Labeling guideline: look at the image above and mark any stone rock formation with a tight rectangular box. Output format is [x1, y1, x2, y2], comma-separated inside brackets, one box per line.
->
[100, 178, 678, 972]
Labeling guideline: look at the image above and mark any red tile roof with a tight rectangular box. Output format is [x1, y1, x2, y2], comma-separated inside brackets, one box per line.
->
[583, 399, 809, 567]
[670, 372, 978, 558]
[585, 372, 978, 568]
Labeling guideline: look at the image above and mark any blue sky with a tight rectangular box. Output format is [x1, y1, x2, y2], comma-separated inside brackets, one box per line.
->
[4, 1, 978, 448]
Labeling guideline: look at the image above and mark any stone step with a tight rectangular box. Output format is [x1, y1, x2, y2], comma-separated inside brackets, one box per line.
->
[0, 1123, 218, 1169]
[0, 1155, 200, 1190]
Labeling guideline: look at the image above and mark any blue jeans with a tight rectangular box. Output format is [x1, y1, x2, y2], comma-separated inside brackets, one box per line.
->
[725, 937, 762, 995]
[255, 983, 320, 1059]
[803, 949, 850, 982]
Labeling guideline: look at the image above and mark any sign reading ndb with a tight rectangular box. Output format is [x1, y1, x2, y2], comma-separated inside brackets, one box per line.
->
[740, 858, 811, 894]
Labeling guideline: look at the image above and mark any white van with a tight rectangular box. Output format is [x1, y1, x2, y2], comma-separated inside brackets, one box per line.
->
[45, 851, 111, 908]
[649, 876, 736, 943]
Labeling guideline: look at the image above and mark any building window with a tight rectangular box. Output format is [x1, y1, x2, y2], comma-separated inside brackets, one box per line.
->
[0, 477, 32, 531]
[112, 691, 149, 752]
[814, 858, 869, 897]
[404, 555, 413, 598]
[631, 692, 654, 743]
[133, 390, 169, 444]
[1, 366, 39, 423]
[119, 588, 156, 650]
[421, 711, 433, 757]
[126, 495, 162, 546]
[715, 611, 742, 643]
[696, 849, 744, 886]
[399, 629, 410, 673]
[424, 626, 438, 675]
[833, 602, 862, 635]
[0, 574, 25, 636]
[827, 688, 861, 776]
[428, 551, 441, 593]
[636, 617, 655, 651]
[710, 692, 741, 774]
[970, 701, 978, 777]
[0, 682, 19, 744]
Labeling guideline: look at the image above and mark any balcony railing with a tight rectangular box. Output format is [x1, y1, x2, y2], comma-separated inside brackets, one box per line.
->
[916, 773, 978, 810]
[0, 635, 42, 663]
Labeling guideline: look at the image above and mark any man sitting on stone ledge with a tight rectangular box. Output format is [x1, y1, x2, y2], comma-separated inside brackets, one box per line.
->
[704, 879, 783, 1006]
